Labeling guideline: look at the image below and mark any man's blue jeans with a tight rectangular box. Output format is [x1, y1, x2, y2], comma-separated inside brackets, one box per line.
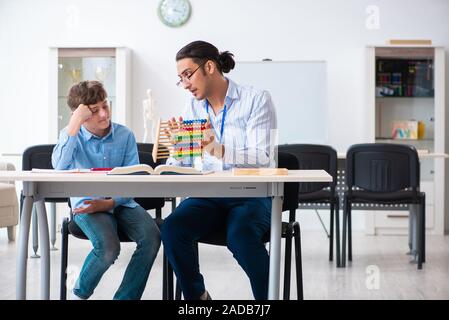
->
[73, 205, 161, 299]
[161, 197, 272, 300]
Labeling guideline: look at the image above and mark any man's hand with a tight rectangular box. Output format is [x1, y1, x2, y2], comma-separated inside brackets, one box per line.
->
[73, 198, 115, 215]
[164, 116, 184, 145]
[201, 119, 224, 159]
[164, 116, 224, 159]
[67, 104, 93, 136]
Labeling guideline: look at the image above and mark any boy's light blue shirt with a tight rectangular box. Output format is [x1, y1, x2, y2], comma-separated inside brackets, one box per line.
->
[52, 122, 139, 211]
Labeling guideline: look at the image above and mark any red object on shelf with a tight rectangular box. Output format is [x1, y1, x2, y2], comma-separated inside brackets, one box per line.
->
[90, 167, 113, 171]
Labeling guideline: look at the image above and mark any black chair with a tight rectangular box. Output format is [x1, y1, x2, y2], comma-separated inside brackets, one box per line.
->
[60, 143, 170, 299]
[169, 151, 303, 300]
[21, 145, 70, 255]
[277, 144, 340, 266]
[342, 143, 426, 269]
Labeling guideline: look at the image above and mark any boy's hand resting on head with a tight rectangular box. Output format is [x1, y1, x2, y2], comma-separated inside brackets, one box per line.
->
[73, 198, 115, 215]
[67, 104, 93, 136]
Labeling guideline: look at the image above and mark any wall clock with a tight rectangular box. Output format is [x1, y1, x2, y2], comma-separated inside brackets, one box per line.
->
[158, 0, 191, 28]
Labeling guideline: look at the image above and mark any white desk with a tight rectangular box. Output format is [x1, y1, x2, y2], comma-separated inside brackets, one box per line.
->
[0, 170, 332, 300]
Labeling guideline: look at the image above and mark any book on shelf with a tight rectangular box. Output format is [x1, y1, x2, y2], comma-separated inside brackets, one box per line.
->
[232, 168, 289, 176]
[107, 164, 213, 175]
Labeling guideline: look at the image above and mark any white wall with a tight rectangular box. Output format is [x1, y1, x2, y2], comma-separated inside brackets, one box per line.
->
[1, 0, 448, 230]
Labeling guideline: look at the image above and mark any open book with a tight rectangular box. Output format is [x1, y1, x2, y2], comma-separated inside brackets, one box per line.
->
[107, 164, 213, 175]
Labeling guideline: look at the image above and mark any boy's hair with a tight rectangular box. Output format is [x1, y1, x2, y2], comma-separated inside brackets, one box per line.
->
[67, 80, 107, 111]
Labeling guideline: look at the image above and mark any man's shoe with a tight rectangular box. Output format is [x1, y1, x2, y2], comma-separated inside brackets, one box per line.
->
[200, 290, 212, 300]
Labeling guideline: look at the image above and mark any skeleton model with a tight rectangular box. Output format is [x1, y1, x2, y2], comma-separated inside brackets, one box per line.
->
[142, 89, 156, 143]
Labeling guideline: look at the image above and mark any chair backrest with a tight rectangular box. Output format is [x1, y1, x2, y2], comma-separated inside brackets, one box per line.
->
[346, 143, 420, 193]
[22, 144, 69, 203]
[137, 143, 166, 167]
[277, 151, 299, 211]
[277, 144, 337, 194]
[22, 144, 55, 170]
[135, 143, 166, 212]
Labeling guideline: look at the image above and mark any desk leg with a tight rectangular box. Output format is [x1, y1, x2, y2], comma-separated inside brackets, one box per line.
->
[36, 200, 50, 299]
[31, 205, 40, 258]
[16, 195, 33, 299]
[268, 195, 282, 300]
[50, 203, 58, 250]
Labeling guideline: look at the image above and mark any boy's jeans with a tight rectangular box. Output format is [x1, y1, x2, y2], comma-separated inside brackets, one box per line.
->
[73, 205, 161, 299]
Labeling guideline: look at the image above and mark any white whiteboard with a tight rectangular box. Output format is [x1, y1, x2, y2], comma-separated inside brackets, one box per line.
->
[231, 61, 327, 145]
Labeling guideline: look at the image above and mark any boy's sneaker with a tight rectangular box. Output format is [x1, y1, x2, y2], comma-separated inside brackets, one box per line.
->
[70, 290, 86, 300]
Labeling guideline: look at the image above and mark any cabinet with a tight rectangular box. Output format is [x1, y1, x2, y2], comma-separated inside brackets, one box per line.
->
[366, 46, 446, 235]
[48, 47, 131, 142]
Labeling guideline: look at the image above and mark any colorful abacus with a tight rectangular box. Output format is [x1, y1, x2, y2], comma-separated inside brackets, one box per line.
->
[172, 119, 207, 159]
[152, 118, 207, 162]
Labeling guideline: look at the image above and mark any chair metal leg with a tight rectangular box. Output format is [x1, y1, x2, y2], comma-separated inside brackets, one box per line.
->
[417, 196, 426, 269]
[156, 207, 162, 219]
[162, 250, 175, 300]
[408, 206, 414, 254]
[421, 196, 426, 264]
[162, 250, 168, 300]
[31, 204, 40, 258]
[417, 205, 423, 270]
[293, 222, 303, 300]
[335, 199, 341, 267]
[175, 280, 182, 300]
[167, 255, 174, 300]
[348, 202, 352, 262]
[329, 203, 334, 261]
[19, 193, 23, 218]
[60, 217, 69, 300]
[342, 197, 348, 268]
[283, 222, 293, 300]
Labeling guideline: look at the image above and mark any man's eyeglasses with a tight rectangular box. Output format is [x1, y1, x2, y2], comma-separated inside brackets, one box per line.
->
[176, 61, 207, 87]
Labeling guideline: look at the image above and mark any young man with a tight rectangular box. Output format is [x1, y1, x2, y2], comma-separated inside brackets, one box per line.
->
[161, 41, 277, 300]
[52, 80, 161, 300]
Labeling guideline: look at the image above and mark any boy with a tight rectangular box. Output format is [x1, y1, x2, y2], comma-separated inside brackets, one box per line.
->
[52, 80, 160, 300]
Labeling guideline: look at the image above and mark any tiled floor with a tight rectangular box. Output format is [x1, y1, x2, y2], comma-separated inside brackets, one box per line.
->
[1, 227, 448, 300]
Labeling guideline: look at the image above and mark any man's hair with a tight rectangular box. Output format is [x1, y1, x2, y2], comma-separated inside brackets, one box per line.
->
[67, 80, 107, 111]
[176, 40, 235, 74]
